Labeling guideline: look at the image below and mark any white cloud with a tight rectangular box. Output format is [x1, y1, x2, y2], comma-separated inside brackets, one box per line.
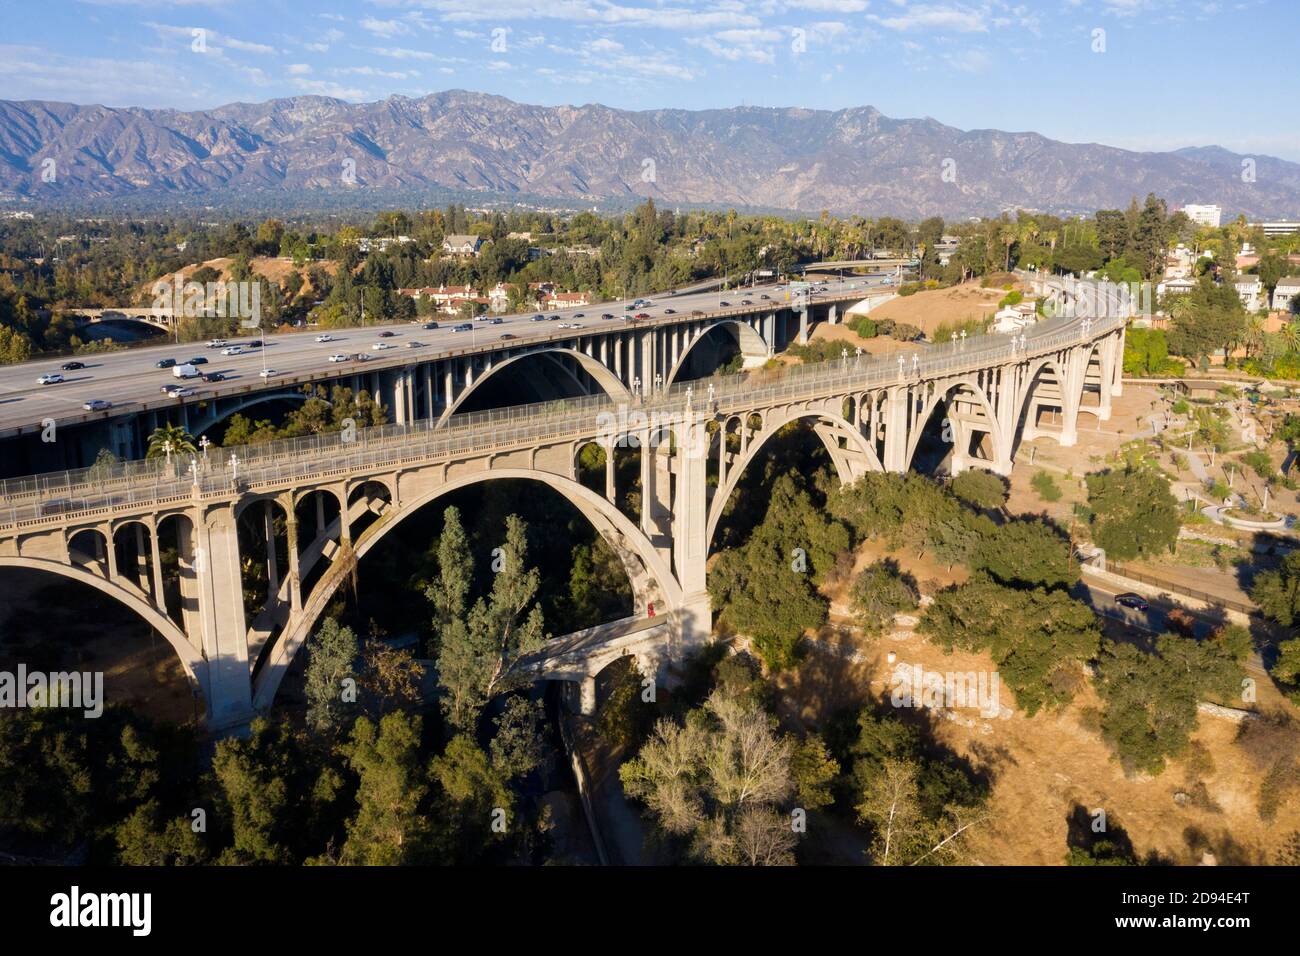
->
[287, 63, 312, 75]
[871, 4, 990, 32]
[361, 18, 413, 38]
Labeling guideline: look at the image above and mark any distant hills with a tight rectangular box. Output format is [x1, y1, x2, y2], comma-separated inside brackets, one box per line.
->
[2, 90, 1299, 220]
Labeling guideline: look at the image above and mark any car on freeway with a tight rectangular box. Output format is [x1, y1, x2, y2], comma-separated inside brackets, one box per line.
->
[531, 314, 546, 322]
[171, 387, 195, 398]
[372, 342, 394, 350]
[203, 373, 226, 383]
[160, 384, 183, 395]
[315, 333, 334, 343]
[82, 399, 112, 411]
[259, 369, 278, 379]
[422, 321, 440, 330]
[61, 361, 86, 370]
[573, 313, 585, 319]
[601, 313, 616, 320]
[760, 294, 771, 300]
[691, 310, 706, 317]
[489, 317, 503, 325]
[156, 358, 177, 369]
[719, 300, 731, 307]
[663, 308, 676, 314]
[207, 339, 227, 348]
[328, 354, 350, 363]
[500, 333, 517, 340]
[221, 346, 243, 356]
[354, 353, 372, 362]
[37, 373, 65, 385]
[187, 356, 209, 365]
[453, 323, 473, 332]
[1114, 592, 1149, 611]
[558, 322, 574, 329]
[741, 299, 753, 305]
[635, 312, 650, 320]
[377, 330, 396, 338]
[405, 341, 425, 349]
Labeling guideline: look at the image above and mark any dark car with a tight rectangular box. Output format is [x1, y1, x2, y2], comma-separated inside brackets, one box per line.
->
[377, 330, 395, 338]
[422, 321, 440, 330]
[203, 372, 226, 383]
[741, 299, 753, 305]
[61, 361, 86, 370]
[187, 356, 209, 365]
[663, 308, 676, 314]
[156, 358, 177, 369]
[573, 313, 585, 319]
[719, 300, 731, 307]
[760, 294, 771, 300]
[500, 333, 517, 340]
[601, 313, 616, 320]
[453, 323, 473, 332]
[635, 312, 650, 320]
[489, 317, 503, 325]
[531, 314, 546, 322]
[1114, 592, 1149, 611]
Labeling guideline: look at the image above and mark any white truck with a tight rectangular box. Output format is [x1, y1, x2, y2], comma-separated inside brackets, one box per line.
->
[172, 363, 202, 379]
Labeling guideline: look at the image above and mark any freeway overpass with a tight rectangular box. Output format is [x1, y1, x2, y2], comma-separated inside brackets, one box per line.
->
[0, 275, 887, 475]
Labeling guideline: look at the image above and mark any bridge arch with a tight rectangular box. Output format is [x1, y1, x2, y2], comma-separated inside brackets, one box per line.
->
[904, 376, 1005, 473]
[192, 389, 311, 438]
[664, 320, 769, 387]
[251, 467, 680, 712]
[706, 406, 883, 550]
[437, 347, 631, 425]
[0, 556, 207, 699]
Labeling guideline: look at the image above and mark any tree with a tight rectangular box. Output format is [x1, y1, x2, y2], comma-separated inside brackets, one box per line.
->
[211, 719, 302, 864]
[971, 518, 1076, 590]
[145, 423, 196, 460]
[338, 713, 428, 865]
[620, 686, 798, 865]
[0, 324, 33, 364]
[435, 514, 547, 732]
[1085, 465, 1179, 561]
[850, 559, 919, 635]
[921, 577, 1100, 715]
[856, 756, 925, 865]
[304, 618, 359, 735]
[950, 469, 1007, 511]
[1096, 633, 1245, 775]
[1250, 550, 1300, 628]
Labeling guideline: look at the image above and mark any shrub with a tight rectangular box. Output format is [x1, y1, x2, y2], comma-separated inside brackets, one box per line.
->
[1031, 470, 1062, 502]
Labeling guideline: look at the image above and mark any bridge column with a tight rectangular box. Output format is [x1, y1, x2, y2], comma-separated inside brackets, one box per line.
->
[149, 519, 167, 616]
[1059, 348, 1084, 447]
[670, 415, 712, 653]
[1110, 328, 1125, 396]
[285, 510, 302, 614]
[797, 307, 809, 345]
[883, 386, 910, 472]
[191, 505, 254, 730]
[579, 676, 597, 716]
[263, 501, 280, 597]
[604, 442, 616, 503]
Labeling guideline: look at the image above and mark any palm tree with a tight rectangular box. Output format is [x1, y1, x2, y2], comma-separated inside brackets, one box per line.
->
[1281, 322, 1300, 354]
[146, 423, 197, 460]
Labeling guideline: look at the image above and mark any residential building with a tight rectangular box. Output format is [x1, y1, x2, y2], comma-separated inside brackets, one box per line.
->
[1274, 277, 1300, 313]
[442, 234, 482, 257]
[1234, 276, 1264, 311]
[543, 291, 593, 310]
[1182, 204, 1222, 228]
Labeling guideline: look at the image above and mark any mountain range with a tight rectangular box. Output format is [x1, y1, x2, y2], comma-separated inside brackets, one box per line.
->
[2, 90, 1298, 220]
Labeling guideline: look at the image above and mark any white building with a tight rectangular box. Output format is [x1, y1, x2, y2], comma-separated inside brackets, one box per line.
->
[1234, 276, 1264, 311]
[1254, 221, 1300, 237]
[1274, 277, 1300, 314]
[1183, 204, 1223, 228]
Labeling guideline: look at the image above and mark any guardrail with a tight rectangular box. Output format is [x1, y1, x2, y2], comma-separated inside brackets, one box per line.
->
[0, 307, 1126, 530]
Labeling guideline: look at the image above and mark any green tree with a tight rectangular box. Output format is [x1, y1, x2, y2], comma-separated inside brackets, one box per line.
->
[971, 519, 1076, 590]
[850, 559, 919, 636]
[950, 469, 1007, 511]
[338, 712, 428, 865]
[1085, 466, 1180, 561]
[435, 514, 547, 732]
[145, 423, 197, 459]
[920, 577, 1100, 715]
[304, 618, 360, 736]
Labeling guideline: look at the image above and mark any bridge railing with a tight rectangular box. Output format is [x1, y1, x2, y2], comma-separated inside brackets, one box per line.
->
[0, 309, 1125, 529]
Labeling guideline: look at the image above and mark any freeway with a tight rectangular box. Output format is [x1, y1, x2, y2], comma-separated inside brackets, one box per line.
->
[0, 275, 889, 437]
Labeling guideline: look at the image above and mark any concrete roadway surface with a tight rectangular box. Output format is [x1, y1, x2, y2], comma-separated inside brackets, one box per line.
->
[0, 275, 892, 434]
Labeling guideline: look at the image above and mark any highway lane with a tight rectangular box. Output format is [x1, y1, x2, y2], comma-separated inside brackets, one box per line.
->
[0, 275, 892, 434]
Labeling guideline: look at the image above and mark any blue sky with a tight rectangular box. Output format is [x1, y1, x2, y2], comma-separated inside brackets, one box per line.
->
[2, 0, 1295, 159]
